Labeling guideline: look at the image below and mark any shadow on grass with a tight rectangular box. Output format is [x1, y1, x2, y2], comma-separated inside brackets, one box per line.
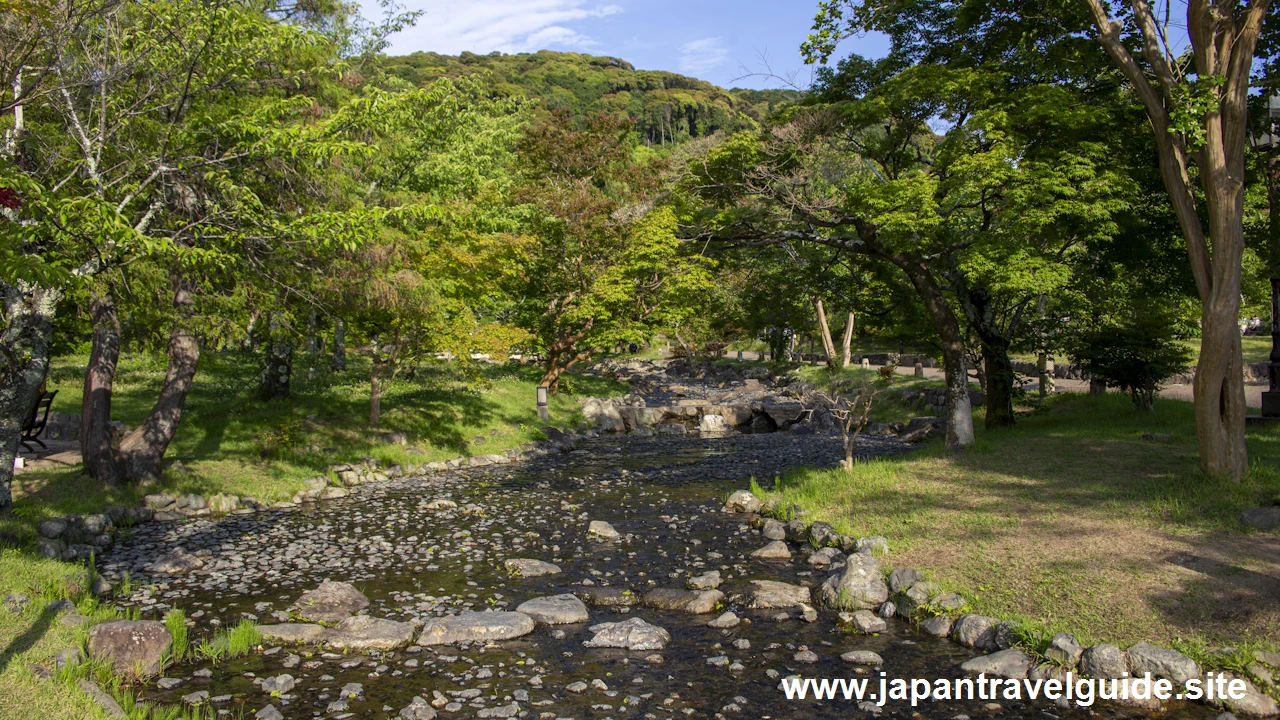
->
[0, 604, 56, 676]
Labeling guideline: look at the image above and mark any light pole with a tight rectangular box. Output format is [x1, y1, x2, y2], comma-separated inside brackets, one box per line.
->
[536, 385, 549, 421]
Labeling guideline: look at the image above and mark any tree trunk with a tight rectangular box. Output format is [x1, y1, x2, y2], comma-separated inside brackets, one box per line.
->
[811, 297, 838, 369]
[331, 318, 346, 371]
[893, 253, 975, 449]
[259, 313, 292, 400]
[369, 358, 383, 427]
[841, 312, 854, 368]
[114, 279, 199, 482]
[0, 281, 60, 514]
[81, 292, 122, 485]
[1196, 298, 1248, 478]
[979, 337, 1016, 428]
[1090, 377, 1106, 395]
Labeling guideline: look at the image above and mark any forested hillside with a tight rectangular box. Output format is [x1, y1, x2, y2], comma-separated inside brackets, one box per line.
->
[378, 50, 801, 146]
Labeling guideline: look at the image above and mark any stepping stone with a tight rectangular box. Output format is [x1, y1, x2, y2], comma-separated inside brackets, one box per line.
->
[588, 520, 620, 539]
[842, 650, 884, 665]
[503, 559, 561, 577]
[583, 617, 670, 651]
[289, 581, 369, 624]
[724, 490, 762, 513]
[686, 571, 721, 590]
[845, 610, 886, 634]
[516, 594, 590, 624]
[259, 624, 327, 644]
[707, 612, 740, 629]
[144, 548, 203, 574]
[577, 587, 638, 607]
[640, 588, 724, 614]
[750, 541, 791, 560]
[744, 580, 810, 609]
[817, 554, 889, 610]
[959, 648, 1034, 679]
[417, 611, 535, 645]
[325, 616, 416, 650]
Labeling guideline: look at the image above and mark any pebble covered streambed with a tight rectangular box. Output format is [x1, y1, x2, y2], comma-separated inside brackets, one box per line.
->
[96, 430, 1219, 720]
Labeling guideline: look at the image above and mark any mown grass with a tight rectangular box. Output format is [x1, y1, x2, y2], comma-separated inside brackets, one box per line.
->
[762, 392, 1280, 656]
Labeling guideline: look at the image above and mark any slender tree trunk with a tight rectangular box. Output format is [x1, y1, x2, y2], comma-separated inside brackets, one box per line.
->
[841, 312, 854, 368]
[369, 358, 383, 427]
[306, 310, 318, 382]
[114, 279, 199, 482]
[893, 253, 975, 448]
[811, 297, 838, 369]
[331, 318, 346, 371]
[0, 282, 60, 514]
[259, 313, 292, 400]
[81, 292, 122, 485]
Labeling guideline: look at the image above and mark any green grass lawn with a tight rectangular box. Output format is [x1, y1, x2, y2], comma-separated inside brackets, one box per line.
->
[7, 352, 626, 540]
[760, 392, 1280, 663]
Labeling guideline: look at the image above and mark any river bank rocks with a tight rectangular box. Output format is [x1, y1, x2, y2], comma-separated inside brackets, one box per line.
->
[87, 620, 172, 677]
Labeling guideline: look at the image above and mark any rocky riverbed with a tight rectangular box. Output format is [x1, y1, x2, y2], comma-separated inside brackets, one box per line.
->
[92, 426, 1228, 720]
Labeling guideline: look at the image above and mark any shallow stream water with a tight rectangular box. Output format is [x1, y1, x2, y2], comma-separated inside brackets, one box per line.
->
[97, 432, 1214, 720]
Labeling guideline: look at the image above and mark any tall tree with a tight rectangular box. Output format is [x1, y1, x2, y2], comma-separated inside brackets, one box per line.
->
[1076, 0, 1267, 480]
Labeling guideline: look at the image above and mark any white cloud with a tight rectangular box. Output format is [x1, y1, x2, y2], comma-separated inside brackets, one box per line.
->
[378, 0, 623, 55]
[678, 37, 728, 76]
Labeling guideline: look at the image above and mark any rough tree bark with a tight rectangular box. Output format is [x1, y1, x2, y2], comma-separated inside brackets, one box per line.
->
[81, 292, 122, 484]
[1082, 0, 1267, 480]
[259, 312, 292, 400]
[841, 311, 855, 368]
[893, 253, 975, 448]
[113, 278, 200, 481]
[811, 296, 838, 370]
[0, 282, 60, 514]
[331, 317, 346, 371]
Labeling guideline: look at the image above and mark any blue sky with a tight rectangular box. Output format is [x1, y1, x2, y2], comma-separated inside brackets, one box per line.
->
[363, 0, 892, 89]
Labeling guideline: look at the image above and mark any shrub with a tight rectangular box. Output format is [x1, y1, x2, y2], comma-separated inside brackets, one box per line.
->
[1066, 312, 1194, 411]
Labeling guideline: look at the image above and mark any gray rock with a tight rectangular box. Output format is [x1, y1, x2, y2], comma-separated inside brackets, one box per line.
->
[808, 522, 839, 547]
[933, 592, 965, 610]
[261, 674, 295, 694]
[744, 580, 811, 609]
[762, 519, 787, 541]
[817, 553, 889, 610]
[258, 624, 328, 644]
[841, 650, 884, 665]
[78, 679, 126, 719]
[4, 592, 29, 615]
[1081, 644, 1127, 679]
[578, 587, 638, 607]
[888, 567, 923, 594]
[158, 677, 183, 690]
[1046, 633, 1084, 668]
[503, 558, 562, 577]
[289, 580, 369, 623]
[855, 536, 890, 555]
[325, 615, 416, 650]
[588, 520, 620, 539]
[182, 691, 209, 705]
[476, 704, 519, 718]
[960, 648, 1034, 679]
[255, 706, 283, 720]
[920, 615, 953, 637]
[1242, 507, 1280, 530]
[516, 594, 590, 624]
[750, 540, 791, 559]
[417, 611, 535, 645]
[950, 615, 999, 651]
[1217, 672, 1280, 718]
[143, 547, 204, 574]
[807, 547, 845, 567]
[784, 519, 809, 542]
[87, 620, 172, 678]
[687, 570, 722, 590]
[724, 490, 762, 513]
[1126, 642, 1199, 684]
[54, 647, 83, 669]
[38, 519, 67, 539]
[707, 612, 740, 629]
[583, 616, 671, 651]
[848, 610, 886, 634]
[399, 696, 438, 720]
[641, 588, 724, 614]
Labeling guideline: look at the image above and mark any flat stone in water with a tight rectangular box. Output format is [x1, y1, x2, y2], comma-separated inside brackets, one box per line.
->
[842, 650, 883, 665]
[417, 611, 535, 645]
[745, 580, 810, 609]
[503, 558, 562, 577]
[588, 520, 620, 539]
[515, 594, 590, 625]
[258, 624, 327, 644]
[750, 540, 791, 560]
[325, 615, 416, 650]
[641, 588, 723, 614]
[583, 617, 670, 651]
[959, 648, 1033, 679]
[289, 580, 369, 623]
[578, 587, 637, 607]
[707, 611, 740, 629]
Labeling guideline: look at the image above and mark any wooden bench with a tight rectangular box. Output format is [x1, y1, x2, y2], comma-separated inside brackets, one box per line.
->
[20, 390, 56, 453]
